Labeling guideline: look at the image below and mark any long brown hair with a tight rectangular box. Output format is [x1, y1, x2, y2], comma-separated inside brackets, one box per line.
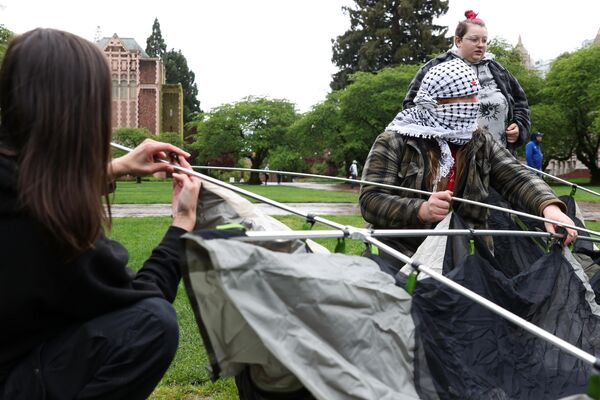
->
[0, 28, 112, 255]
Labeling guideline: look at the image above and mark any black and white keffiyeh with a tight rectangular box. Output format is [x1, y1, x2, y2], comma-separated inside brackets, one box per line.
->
[387, 58, 481, 178]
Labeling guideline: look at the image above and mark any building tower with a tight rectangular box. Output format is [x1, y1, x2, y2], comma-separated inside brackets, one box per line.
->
[515, 35, 532, 69]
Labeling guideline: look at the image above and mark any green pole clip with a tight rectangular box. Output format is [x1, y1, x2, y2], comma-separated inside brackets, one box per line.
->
[302, 213, 316, 230]
[334, 238, 346, 253]
[468, 228, 476, 256]
[371, 244, 379, 256]
[365, 243, 380, 256]
[405, 262, 421, 295]
[570, 184, 577, 198]
[216, 223, 246, 231]
[587, 361, 600, 399]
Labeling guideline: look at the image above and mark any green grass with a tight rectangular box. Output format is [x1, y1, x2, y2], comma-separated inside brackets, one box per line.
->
[111, 181, 358, 204]
[548, 184, 600, 202]
[108, 214, 364, 400]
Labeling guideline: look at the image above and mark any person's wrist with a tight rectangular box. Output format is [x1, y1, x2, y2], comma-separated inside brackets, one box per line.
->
[110, 158, 127, 180]
[172, 212, 196, 232]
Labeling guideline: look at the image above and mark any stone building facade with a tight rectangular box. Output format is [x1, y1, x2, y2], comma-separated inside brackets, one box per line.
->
[96, 34, 183, 136]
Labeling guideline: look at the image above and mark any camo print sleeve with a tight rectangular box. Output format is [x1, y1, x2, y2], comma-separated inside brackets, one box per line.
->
[359, 131, 432, 229]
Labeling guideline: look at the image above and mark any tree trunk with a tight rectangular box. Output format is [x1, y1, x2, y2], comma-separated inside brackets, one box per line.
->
[248, 171, 261, 185]
[590, 167, 600, 185]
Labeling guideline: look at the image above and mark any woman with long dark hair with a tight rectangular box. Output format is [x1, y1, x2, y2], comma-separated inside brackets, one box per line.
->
[0, 28, 201, 398]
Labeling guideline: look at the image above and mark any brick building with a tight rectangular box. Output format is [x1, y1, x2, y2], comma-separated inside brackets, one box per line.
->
[96, 34, 183, 136]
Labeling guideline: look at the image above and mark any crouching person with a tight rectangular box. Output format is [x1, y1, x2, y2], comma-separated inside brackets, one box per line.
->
[0, 29, 201, 399]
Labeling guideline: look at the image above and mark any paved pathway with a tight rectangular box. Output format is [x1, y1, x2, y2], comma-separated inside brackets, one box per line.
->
[110, 203, 360, 217]
[110, 201, 600, 220]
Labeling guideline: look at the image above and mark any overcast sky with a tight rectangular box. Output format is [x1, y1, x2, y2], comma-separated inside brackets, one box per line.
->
[2, 1, 599, 113]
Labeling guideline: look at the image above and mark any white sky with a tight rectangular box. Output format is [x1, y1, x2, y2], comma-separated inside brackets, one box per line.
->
[2, 1, 599, 113]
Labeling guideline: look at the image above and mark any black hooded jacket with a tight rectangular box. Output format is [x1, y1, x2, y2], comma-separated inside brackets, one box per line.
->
[0, 155, 186, 382]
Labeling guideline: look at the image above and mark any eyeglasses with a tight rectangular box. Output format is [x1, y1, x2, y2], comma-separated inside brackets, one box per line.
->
[463, 36, 488, 45]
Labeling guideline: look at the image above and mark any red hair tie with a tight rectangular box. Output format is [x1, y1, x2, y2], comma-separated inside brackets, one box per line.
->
[464, 10, 479, 20]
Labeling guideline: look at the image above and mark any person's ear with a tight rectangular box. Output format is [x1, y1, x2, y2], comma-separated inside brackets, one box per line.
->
[454, 36, 462, 48]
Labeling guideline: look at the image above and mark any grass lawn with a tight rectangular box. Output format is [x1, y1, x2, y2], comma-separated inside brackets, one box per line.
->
[111, 180, 600, 204]
[111, 181, 358, 204]
[548, 184, 600, 202]
[108, 214, 366, 400]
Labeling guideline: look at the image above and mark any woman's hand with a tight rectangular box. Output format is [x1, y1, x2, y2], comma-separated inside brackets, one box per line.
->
[110, 139, 191, 179]
[417, 190, 453, 223]
[505, 123, 520, 144]
[171, 157, 201, 232]
[542, 204, 578, 246]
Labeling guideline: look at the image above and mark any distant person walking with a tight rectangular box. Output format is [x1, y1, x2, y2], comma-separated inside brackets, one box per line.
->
[349, 160, 359, 189]
[525, 132, 544, 171]
[264, 164, 270, 185]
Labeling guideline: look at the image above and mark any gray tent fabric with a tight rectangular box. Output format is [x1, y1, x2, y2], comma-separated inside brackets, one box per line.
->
[182, 235, 420, 400]
[194, 180, 328, 254]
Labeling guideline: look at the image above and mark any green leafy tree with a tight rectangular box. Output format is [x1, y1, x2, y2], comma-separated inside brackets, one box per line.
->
[145, 18, 166, 58]
[487, 38, 544, 106]
[335, 64, 420, 166]
[331, 0, 450, 89]
[163, 49, 201, 123]
[267, 148, 307, 180]
[287, 94, 344, 172]
[543, 45, 600, 183]
[194, 97, 298, 184]
[0, 24, 13, 65]
[156, 131, 184, 148]
[529, 104, 572, 170]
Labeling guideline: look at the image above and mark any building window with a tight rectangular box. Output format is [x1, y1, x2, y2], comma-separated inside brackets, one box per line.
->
[120, 80, 128, 98]
[129, 80, 137, 98]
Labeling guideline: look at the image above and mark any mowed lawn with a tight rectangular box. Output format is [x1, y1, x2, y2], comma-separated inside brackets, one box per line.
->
[110, 179, 600, 204]
[110, 180, 358, 204]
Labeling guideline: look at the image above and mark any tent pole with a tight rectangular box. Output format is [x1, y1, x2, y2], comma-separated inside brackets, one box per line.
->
[187, 163, 600, 237]
[111, 142, 600, 370]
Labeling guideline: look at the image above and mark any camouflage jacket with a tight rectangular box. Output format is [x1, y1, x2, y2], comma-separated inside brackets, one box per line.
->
[359, 129, 563, 257]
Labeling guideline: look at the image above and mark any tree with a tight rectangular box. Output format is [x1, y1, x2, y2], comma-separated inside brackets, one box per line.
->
[145, 18, 166, 58]
[543, 45, 600, 183]
[487, 38, 544, 106]
[0, 24, 13, 65]
[331, 0, 450, 90]
[163, 49, 201, 123]
[193, 97, 298, 184]
[145, 19, 201, 123]
[287, 94, 344, 171]
[156, 131, 184, 148]
[529, 104, 572, 170]
[336, 64, 420, 166]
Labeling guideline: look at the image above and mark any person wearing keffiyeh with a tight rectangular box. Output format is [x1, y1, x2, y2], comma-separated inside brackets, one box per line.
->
[359, 58, 576, 261]
[403, 11, 530, 156]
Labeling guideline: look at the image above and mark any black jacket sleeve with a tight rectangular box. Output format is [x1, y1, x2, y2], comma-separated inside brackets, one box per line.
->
[403, 53, 453, 109]
[489, 61, 531, 150]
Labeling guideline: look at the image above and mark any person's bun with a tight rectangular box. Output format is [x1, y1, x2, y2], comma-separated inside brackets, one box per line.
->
[464, 10, 478, 20]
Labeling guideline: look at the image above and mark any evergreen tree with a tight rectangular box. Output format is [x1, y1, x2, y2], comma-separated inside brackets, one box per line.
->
[163, 49, 201, 123]
[145, 18, 166, 58]
[331, 0, 450, 90]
